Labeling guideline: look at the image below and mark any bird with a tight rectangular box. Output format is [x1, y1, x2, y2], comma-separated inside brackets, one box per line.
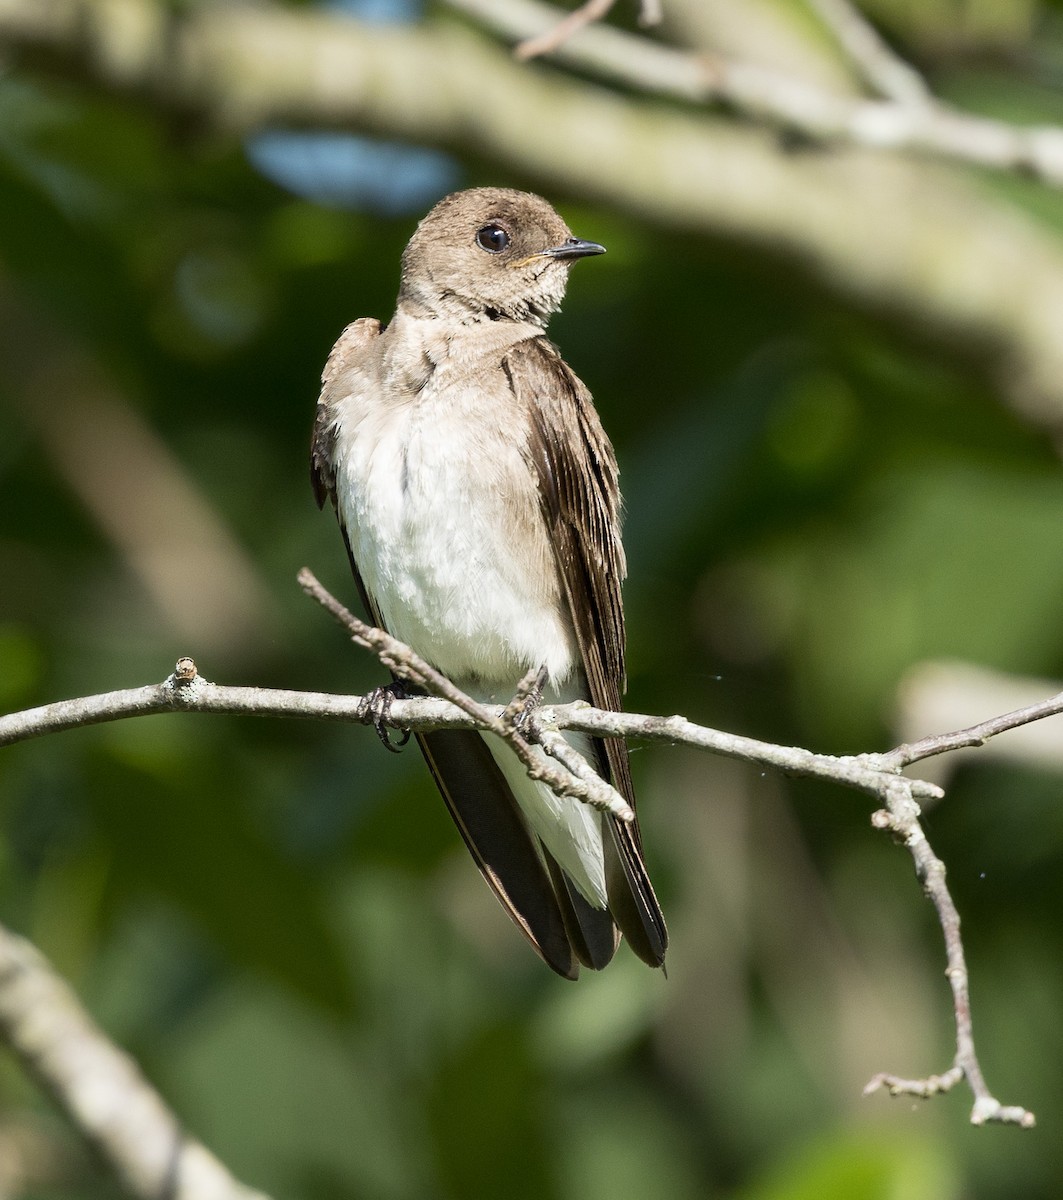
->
[311, 187, 666, 978]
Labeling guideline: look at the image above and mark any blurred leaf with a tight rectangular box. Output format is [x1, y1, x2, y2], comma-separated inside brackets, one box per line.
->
[81, 743, 355, 1013]
[0, 624, 42, 709]
[4, 8, 1063, 1197]
[739, 1132, 956, 1200]
[426, 1021, 558, 1200]
[163, 981, 436, 1198]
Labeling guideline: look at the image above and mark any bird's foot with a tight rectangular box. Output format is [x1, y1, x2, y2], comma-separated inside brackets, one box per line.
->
[503, 665, 549, 734]
[357, 681, 412, 753]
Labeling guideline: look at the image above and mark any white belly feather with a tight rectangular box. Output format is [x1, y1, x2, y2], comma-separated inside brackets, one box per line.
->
[335, 393, 575, 685]
[332, 378, 607, 906]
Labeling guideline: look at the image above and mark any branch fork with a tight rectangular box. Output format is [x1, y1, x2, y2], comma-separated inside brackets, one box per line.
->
[296, 569, 635, 821]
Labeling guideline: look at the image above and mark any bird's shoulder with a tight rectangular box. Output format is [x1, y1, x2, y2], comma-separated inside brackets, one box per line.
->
[311, 318, 383, 509]
[501, 333, 581, 393]
[321, 317, 383, 391]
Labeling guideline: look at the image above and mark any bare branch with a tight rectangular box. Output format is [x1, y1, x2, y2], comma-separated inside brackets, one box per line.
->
[892, 661, 1063, 788]
[3, 571, 1059, 1127]
[0, 653, 939, 802]
[866, 783, 1035, 1127]
[4, 610, 1059, 812]
[0, 922, 271, 1199]
[9, 0, 1063, 422]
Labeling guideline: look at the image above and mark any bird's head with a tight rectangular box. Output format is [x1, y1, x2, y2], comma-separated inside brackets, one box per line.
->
[398, 187, 605, 326]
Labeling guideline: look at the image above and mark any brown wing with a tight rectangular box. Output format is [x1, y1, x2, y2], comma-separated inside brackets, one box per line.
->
[504, 337, 668, 967]
[310, 319, 586, 978]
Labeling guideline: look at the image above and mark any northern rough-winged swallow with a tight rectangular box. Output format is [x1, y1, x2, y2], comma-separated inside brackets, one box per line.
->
[311, 187, 666, 978]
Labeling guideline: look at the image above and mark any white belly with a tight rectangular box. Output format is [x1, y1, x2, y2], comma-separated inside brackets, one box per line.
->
[333, 394, 576, 689]
[333, 392, 607, 904]
[330, 369, 606, 907]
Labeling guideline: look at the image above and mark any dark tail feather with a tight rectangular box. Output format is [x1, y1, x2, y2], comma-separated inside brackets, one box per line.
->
[604, 817, 668, 968]
[417, 729, 579, 979]
[545, 852, 620, 970]
[419, 725, 666, 975]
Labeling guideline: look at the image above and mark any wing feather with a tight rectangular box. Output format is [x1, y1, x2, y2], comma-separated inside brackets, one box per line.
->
[504, 338, 667, 966]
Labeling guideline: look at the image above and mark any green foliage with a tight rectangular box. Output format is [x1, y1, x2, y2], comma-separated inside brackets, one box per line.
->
[3, 2, 1063, 1197]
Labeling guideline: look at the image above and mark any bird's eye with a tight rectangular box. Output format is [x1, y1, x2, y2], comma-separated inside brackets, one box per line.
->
[476, 224, 510, 254]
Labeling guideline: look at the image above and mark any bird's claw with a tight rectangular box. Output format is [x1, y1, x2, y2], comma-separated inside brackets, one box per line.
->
[505, 664, 549, 734]
[357, 681, 412, 752]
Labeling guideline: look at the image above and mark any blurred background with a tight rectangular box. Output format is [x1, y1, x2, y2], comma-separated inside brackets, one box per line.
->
[2, 0, 1063, 1195]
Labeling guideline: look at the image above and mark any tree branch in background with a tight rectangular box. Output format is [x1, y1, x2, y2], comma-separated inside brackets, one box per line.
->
[1, 570, 1054, 1127]
[7, 0, 1063, 423]
[450, 0, 1063, 185]
[0, 923, 272, 1200]
[0, 295, 277, 659]
[638, 0, 661, 28]
[805, 0, 930, 105]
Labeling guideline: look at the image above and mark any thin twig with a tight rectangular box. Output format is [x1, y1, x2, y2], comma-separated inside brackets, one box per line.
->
[865, 782, 1036, 1127]
[806, 0, 930, 106]
[864, 1064, 964, 1101]
[536, 726, 616, 797]
[500, 664, 547, 728]
[515, 0, 616, 60]
[0, 922, 272, 1199]
[877, 687, 1063, 771]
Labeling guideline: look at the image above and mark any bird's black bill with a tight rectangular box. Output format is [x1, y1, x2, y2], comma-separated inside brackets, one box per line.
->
[539, 237, 606, 260]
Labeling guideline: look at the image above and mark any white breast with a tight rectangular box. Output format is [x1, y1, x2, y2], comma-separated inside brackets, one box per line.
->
[332, 352, 576, 690]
